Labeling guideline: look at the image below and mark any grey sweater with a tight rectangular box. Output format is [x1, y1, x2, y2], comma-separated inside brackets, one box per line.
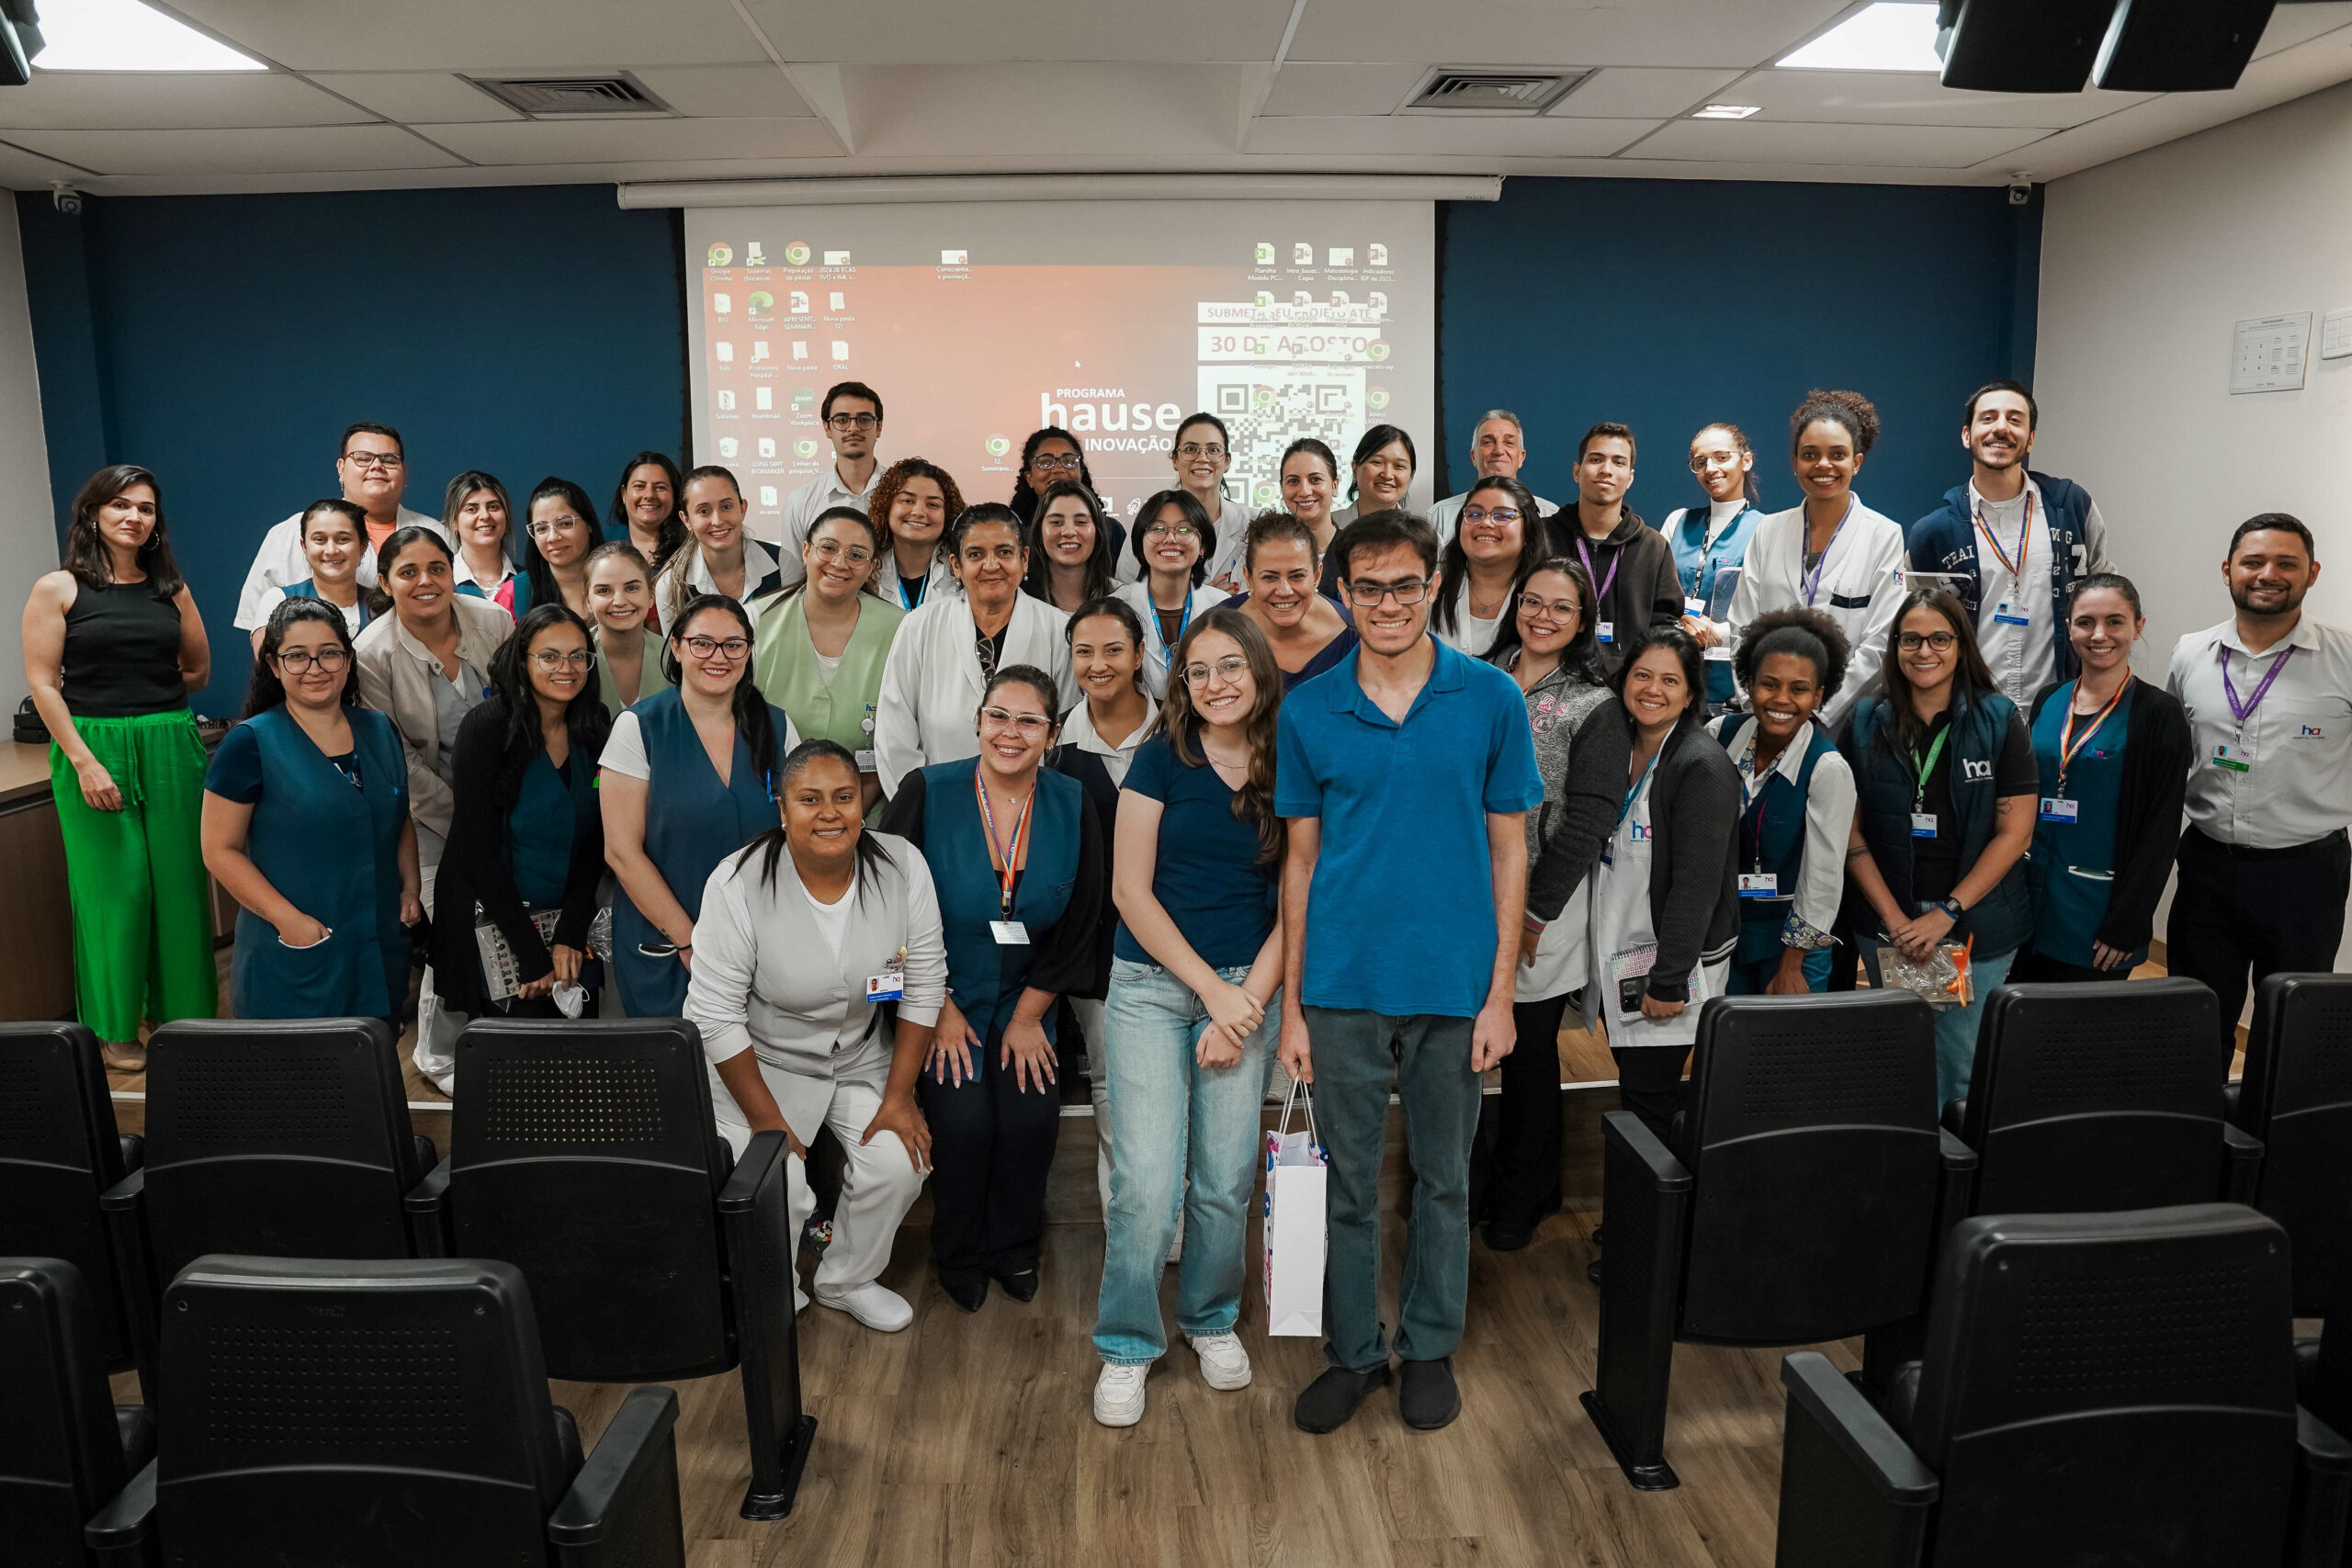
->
[1512, 659, 1623, 926]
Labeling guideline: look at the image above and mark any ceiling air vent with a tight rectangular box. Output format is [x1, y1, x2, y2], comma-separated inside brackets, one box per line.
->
[1399, 68, 1585, 115]
[466, 73, 673, 118]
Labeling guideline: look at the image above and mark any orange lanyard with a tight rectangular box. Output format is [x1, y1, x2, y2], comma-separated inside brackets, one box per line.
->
[973, 769, 1033, 919]
[2055, 677, 2127, 795]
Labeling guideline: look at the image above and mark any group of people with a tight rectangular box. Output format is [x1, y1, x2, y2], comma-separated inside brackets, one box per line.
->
[22, 374, 2346, 1440]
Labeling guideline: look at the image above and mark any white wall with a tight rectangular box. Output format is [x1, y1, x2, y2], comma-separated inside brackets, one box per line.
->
[0, 197, 57, 706]
[2036, 78, 2352, 967]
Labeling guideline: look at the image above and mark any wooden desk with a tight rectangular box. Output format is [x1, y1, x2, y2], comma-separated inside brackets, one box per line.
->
[0, 741, 74, 1021]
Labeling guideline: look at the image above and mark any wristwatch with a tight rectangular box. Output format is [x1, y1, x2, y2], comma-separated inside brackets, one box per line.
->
[1937, 897, 1964, 920]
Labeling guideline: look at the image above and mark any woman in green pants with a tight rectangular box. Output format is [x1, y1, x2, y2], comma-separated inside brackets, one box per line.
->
[21, 465, 218, 1068]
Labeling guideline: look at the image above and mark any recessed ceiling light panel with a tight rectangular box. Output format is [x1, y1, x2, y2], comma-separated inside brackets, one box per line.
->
[1691, 104, 1762, 118]
[1779, 2, 1944, 72]
[31, 0, 264, 71]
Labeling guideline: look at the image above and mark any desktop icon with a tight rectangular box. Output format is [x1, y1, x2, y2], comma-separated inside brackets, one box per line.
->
[717, 390, 736, 411]
[707, 243, 733, 266]
[831, 341, 849, 361]
[1328, 247, 1353, 266]
[716, 342, 734, 363]
[941, 249, 967, 265]
[758, 438, 777, 458]
[1367, 243, 1388, 265]
[823, 250, 851, 265]
[788, 290, 810, 313]
[754, 388, 774, 410]
[985, 435, 1012, 458]
[749, 291, 775, 314]
[1291, 243, 1313, 265]
[829, 291, 845, 310]
[760, 486, 778, 507]
[791, 341, 808, 361]
[751, 342, 770, 362]
[713, 293, 732, 315]
[784, 242, 812, 265]
[794, 440, 819, 460]
[718, 437, 739, 458]
[1254, 242, 1274, 265]
[745, 242, 765, 265]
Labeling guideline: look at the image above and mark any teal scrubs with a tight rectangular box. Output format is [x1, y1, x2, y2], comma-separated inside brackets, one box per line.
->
[1659, 503, 1759, 705]
[1721, 719, 1838, 994]
[609, 686, 786, 1017]
[209, 706, 411, 1020]
[921, 757, 1084, 1040]
[2027, 681, 2134, 969]
[508, 751, 589, 907]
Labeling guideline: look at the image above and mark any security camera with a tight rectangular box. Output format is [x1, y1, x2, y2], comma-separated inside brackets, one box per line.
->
[50, 181, 81, 216]
[2006, 181, 2031, 206]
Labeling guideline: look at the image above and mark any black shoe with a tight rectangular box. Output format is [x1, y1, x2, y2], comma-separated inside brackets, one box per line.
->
[940, 1270, 989, 1313]
[1482, 1221, 1535, 1252]
[992, 1268, 1040, 1303]
[1294, 1363, 1391, 1434]
[1586, 1258, 1602, 1286]
[1398, 1357, 1461, 1431]
[1591, 1224, 1603, 1247]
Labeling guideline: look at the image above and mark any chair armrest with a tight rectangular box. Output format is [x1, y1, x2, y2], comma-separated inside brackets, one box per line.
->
[1600, 1109, 1692, 1196]
[98, 1168, 160, 1406]
[2222, 1081, 2243, 1124]
[2290, 1405, 2352, 1568]
[2297, 1337, 2324, 1412]
[1775, 1352, 1937, 1568]
[118, 1134, 143, 1173]
[1933, 1127, 1979, 1235]
[404, 1160, 452, 1258]
[715, 1128, 790, 1214]
[98, 1166, 144, 1213]
[2222, 1122, 2263, 1206]
[85, 1456, 157, 1566]
[548, 1386, 686, 1567]
[1939, 1097, 1968, 1139]
[114, 1404, 156, 1473]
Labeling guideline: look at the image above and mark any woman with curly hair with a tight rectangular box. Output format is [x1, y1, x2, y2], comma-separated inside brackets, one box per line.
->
[869, 456, 965, 612]
[1709, 605, 1857, 995]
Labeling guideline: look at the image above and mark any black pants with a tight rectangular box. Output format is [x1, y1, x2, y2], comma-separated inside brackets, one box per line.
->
[918, 1026, 1062, 1281]
[1475, 991, 1577, 1233]
[2007, 949, 2132, 984]
[1824, 911, 1862, 993]
[2166, 827, 2351, 1055]
[1611, 1044, 1690, 1145]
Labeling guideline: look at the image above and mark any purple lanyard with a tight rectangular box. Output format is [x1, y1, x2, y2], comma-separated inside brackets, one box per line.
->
[1801, 498, 1855, 607]
[2219, 642, 2296, 726]
[1575, 535, 1622, 604]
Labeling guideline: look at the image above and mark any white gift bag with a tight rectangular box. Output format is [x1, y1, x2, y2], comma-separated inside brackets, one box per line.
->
[1261, 1078, 1329, 1337]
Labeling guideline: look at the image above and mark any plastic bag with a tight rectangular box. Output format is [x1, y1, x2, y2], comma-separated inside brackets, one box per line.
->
[1871, 934, 1974, 1010]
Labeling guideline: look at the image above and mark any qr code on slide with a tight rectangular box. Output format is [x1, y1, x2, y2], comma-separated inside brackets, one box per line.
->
[1202, 367, 1366, 513]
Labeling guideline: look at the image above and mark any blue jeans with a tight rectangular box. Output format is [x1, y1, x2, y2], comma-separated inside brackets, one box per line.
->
[1091, 958, 1275, 1366]
[1864, 941, 2015, 1109]
[1725, 947, 1833, 995]
[1306, 1007, 1480, 1371]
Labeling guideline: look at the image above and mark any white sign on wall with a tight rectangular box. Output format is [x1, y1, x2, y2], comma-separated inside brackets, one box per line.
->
[2230, 312, 2310, 394]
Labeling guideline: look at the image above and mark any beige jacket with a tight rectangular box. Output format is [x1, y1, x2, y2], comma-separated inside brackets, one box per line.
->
[353, 593, 514, 839]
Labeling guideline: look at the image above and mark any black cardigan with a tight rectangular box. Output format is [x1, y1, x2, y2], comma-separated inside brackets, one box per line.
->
[1542, 507, 1683, 676]
[428, 698, 608, 1017]
[1047, 716, 1125, 1003]
[2027, 674, 2193, 953]
[1632, 717, 1744, 999]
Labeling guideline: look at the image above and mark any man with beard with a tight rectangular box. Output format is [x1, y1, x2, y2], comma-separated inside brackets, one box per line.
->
[2166, 514, 2350, 1051]
[1906, 380, 2112, 709]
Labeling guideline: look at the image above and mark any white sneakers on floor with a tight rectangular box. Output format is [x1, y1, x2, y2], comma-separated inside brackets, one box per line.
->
[815, 1280, 913, 1333]
[1094, 1364, 1148, 1427]
[1187, 1332, 1252, 1391]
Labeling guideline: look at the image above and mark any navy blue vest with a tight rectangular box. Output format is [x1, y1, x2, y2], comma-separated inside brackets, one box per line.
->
[1718, 718, 1838, 963]
[1847, 689, 2032, 958]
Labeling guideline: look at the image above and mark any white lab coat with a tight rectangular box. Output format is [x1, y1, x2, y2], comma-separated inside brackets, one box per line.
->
[1113, 579, 1227, 700]
[1724, 500, 1910, 732]
[871, 589, 1078, 797]
[234, 505, 445, 629]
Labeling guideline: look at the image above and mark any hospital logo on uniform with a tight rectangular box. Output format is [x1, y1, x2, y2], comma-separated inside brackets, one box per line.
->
[1962, 759, 1994, 781]
[1629, 822, 1655, 843]
[2301, 724, 2326, 739]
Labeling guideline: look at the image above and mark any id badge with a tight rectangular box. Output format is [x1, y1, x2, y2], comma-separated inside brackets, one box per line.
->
[1737, 873, 1780, 898]
[854, 748, 876, 773]
[2211, 740, 2253, 773]
[989, 920, 1031, 945]
[1911, 812, 1939, 838]
[1993, 599, 2030, 626]
[1596, 619, 1615, 644]
[865, 971, 904, 1002]
[1703, 645, 1732, 661]
[2039, 796, 2078, 824]
[1684, 596, 1709, 616]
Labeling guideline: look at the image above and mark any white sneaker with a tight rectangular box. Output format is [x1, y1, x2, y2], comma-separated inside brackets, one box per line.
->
[815, 1280, 913, 1333]
[1095, 1362, 1148, 1427]
[1187, 1332, 1252, 1391]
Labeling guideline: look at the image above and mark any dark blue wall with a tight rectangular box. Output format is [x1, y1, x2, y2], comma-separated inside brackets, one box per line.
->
[16, 183, 685, 716]
[1435, 176, 2041, 525]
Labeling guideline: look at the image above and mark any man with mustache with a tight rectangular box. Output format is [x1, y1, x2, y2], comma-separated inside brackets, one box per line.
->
[1905, 380, 2113, 709]
[2165, 514, 2351, 1053]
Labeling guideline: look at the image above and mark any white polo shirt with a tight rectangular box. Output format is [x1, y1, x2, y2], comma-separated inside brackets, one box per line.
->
[2168, 614, 2352, 849]
[772, 463, 878, 585]
[233, 505, 444, 630]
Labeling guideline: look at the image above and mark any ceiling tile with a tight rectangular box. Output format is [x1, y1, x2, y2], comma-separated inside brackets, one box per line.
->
[740, 0, 1290, 63]
[166, 0, 770, 71]
[1548, 65, 1745, 118]
[0, 124, 465, 175]
[422, 116, 842, 165]
[628, 64, 812, 118]
[1247, 115, 1658, 157]
[1623, 118, 2047, 167]
[1261, 62, 1430, 117]
[0, 72, 378, 130]
[843, 64, 1242, 157]
[2254, 3, 2352, 58]
[302, 72, 521, 123]
[1286, 0, 1849, 67]
[0, 136, 93, 184]
[1736, 69, 2151, 128]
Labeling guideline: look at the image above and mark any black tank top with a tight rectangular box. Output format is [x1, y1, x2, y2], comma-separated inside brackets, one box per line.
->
[61, 579, 188, 717]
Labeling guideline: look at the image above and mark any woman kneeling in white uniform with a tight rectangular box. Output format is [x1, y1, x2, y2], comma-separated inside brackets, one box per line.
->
[686, 737, 946, 1333]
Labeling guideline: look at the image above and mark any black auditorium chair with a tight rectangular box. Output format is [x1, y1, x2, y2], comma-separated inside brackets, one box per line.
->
[1773, 1204, 2352, 1567]
[2235, 972, 2352, 1316]
[99, 1018, 443, 1387]
[1581, 990, 1973, 1490]
[81, 1256, 685, 1568]
[408, 1017, 816, 1520]
[1942, 978, 2259, 1216]
[0, 1024, 145, 1392]
[0, 1258, 153, 1568]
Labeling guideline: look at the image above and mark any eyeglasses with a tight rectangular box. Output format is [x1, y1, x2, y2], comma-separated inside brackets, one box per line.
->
[1030, 453, 1084, 472]
[1896, 631, 1959, 652]
[680, 636, 752, 660]
[1460, 506, 1521, 525]
[1182, 656, 1250, 688]
[1177, 442, 1227, 459]
[1688, 450, 1741, 472]
[526, 517, 579, 538]
[275, 647, 350, 673]
[343, 451, 403, 470]
[1142, 523, 1198, 540]
[1518, 593, 1581, 622]
[1346, 578, 1430, 607]
[826, 412, 879, 431]
[979, 706, 1053, 736]
[810, 538, 874, 565]
[530, 649, 593, 670]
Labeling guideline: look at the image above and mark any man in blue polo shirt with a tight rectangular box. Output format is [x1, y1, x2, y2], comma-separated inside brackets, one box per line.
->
[1274, 508, 1545, 1436]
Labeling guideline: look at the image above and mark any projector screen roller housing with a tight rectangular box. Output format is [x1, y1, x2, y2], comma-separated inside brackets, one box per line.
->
[684, 200, 1437, 545]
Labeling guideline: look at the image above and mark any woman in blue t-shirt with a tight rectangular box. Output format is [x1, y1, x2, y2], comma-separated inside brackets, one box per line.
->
[1091, 607, 1284, 1429]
